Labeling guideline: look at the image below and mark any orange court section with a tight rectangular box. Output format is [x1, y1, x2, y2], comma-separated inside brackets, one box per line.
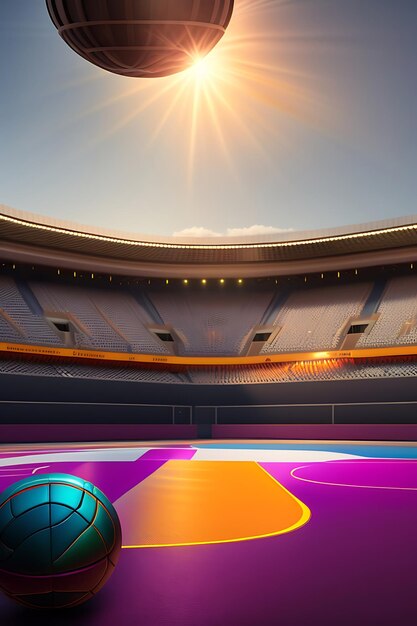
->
[115, 460, 310, 548]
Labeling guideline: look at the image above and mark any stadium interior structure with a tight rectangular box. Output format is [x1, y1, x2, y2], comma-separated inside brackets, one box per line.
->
[1, 205, 416, 443]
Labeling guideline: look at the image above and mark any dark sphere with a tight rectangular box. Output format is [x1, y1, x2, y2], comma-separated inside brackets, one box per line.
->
[0, 474, 122, 609]
[46, 0, 234, 78]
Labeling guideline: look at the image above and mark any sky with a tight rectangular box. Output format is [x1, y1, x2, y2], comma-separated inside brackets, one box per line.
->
[0, 1, 416, 237]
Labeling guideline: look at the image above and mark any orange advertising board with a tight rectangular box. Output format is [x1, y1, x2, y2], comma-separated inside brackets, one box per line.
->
[0, 341, 416, 366]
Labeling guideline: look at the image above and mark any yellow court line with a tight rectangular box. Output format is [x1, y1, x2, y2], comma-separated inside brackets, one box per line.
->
[121, 461, 311, 549]
[254, 463, 311, 533]
[290, 463, 417, 492]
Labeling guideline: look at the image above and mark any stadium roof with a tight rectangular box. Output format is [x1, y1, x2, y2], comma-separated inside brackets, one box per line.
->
[1, 205, 416, 278]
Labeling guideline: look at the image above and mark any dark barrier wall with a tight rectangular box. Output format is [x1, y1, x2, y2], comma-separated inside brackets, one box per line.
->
[217, 405, 332, 424]
[0, 374, 416, 424]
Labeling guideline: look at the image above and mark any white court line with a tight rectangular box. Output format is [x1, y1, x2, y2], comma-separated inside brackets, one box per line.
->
[0, 474, 32, 478]
[191, 449, 365, 462]
[290, 462, 417, 491]
[32, 466, 50, 475]
[0, 467, 37, 473]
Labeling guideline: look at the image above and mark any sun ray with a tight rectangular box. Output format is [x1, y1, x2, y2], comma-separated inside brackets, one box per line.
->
[148, 81, 191, 146]
[201, 87, 237, 176]
[187, 75, 204, 186]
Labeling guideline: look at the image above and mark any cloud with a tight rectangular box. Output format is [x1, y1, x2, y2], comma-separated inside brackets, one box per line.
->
[226, 224, 293, 237]
[173, 224, 293, 238]
[172, 226, 222, 237]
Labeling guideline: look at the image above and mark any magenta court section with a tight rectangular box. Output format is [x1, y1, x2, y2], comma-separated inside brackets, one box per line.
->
[213, 424, 417, 440]
[0, 424, 198, 443]
[3, 423, 417, 443]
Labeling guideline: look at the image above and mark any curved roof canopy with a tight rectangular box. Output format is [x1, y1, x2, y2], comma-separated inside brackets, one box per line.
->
[1, 205, 416, 278]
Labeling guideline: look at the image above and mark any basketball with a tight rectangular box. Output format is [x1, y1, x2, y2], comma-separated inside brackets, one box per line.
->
[0, 474, 122, 609]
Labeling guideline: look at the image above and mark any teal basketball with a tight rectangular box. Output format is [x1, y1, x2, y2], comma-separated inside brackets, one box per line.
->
[0, 474, 122, 609]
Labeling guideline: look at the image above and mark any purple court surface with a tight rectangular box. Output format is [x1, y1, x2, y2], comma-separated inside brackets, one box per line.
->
[1, 440, 417, 626]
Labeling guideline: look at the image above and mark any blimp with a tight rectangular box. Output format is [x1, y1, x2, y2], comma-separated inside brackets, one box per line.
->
[46, 0, 234, 78]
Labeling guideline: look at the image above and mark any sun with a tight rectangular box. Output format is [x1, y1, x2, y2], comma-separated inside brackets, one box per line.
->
[189, 55, 216, 82]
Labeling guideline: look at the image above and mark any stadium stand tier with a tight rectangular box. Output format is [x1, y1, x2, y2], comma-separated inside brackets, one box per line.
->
[0, 275, 417, 355]
[1, 357, 417, 384]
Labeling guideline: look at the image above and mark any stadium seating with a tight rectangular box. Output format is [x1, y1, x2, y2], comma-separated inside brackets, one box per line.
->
[30, 282, 131, 352]
[78, 289, 169, 354]
[262, 282, 372, 353]
[148, 288, 274, 355]
[358, 276, 417, 347]
[1, 358, 416, 385]
[0, 276, 60, 345]
[0, 359, 181, 383]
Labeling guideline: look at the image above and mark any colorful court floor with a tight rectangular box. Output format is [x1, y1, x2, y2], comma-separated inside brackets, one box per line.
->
[0, 440, 417, 625]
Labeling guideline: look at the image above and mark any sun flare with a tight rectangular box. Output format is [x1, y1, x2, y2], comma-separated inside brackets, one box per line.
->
[189, 55, 216, 82]
[73, 0, 328, 183]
